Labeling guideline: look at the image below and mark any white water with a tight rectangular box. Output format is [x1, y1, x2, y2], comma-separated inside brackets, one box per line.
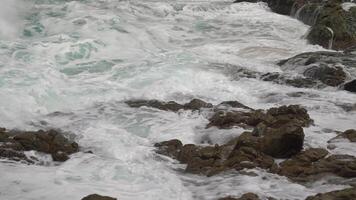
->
[0, 0, 355, 199]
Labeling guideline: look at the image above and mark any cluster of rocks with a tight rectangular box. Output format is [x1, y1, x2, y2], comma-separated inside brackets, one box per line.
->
[142, 98, 356, 199]
[234, 0, 356, 50]
[269, 50, 356, 92]
[218, 186, 356, 200]
[0, 128, 79, 163]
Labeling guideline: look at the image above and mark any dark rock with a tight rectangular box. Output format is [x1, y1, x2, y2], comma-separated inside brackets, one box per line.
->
[126, 99, 213, 112]
[207, 104, 312, 129]
[305, 187, 356, 200]
[303, 65, 346, 87]
[219, 193, 260, 200]
[125, 99, 183, 112]
[328, 129, 356, 143]
[217, 101, 252, 110]
[344, 79, 356, 93]
[278, 148, 356, 181]
[81, 194, 117, 200]
[183, 99, 213, 110]
[260, 123, 304, 158]
[0, 128, 78, 163]
[154, 139, 183, 159]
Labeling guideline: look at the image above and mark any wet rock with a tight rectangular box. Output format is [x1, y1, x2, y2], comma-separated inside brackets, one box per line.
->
[155, 132, 278, 176]
[278, 148, 356, 181]
[276, 51, 355, 88]
[183, 99, 213, 110]
[303, 65, 346, 87]
[81, 194, 117, 200]
[154, 139, 182, 159]
[344, 79, 356, 93]
[217, 101, 252, 110]
[125, 99, 213, 112]
[125, 99, 183, 112]
[219, 193, 260, 200]
[261, 72, 318, 88]
[260, 123, 304, 158]
[207, 104, 312, 129]
[305, 186, 356, 200]
[0, 128, 79, 163]
[266, 105, 313, 127]
[329, 129, 356, 143]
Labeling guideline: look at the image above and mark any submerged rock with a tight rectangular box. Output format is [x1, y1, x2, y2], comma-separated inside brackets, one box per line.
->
[0, 128, 79, 163]
[305, 186, 356, 200]
[81, 194, 117, 200]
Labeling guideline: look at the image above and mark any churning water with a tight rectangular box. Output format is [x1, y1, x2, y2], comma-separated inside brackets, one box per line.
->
[0, 0, 355, 199]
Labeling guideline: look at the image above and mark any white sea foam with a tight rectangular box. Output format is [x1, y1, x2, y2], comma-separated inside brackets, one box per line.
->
[0, 0, 355, 199]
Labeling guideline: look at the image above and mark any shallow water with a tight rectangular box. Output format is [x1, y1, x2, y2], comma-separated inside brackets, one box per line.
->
[0, 0, 355, 199]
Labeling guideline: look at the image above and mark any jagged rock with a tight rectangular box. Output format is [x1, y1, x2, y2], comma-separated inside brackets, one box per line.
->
[81, 194, 117, 200]
[328, 129, 356, 142]
[305, 187, 356, 200]
[278, 148, 356, 181]
[344, 79, 356, 93]
[154, 139, 183, 159]
[219, 193, 260, 200]
[0, 128, 79, 163]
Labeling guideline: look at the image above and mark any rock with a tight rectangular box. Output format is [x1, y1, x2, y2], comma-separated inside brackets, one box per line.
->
[125, 99, 213, 112]
[261, 72, 318, 88]
[217, 101, 252, 110]
[125, 99, 183, 112]
[277, 51, 354, 88]
[344, 79, 356, 93]
[266, 105, 313, 127]
[302, 65, 346, 87]
[260, 123, 304, 158]
[0, 128, 79, 163]
[278, 148, 356, 181]
[154, 139, 183, 159]
[305, 187, 356, 200]
[183, 99, 213, 110]
[81, 194, 117, 200]
[219, 193, 260, 200]
[207, 104, 312, 129]
[328, 129, 356, 143]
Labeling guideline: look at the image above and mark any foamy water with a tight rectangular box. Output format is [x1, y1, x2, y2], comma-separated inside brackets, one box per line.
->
[0, 0, 355, 199]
